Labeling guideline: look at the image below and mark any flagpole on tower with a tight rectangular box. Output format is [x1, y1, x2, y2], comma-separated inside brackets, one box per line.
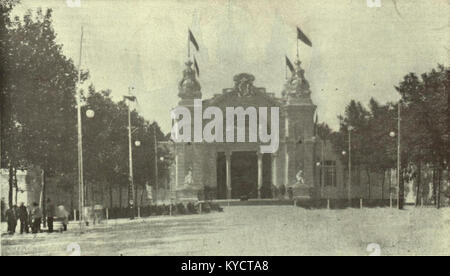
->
[188, 30, 190, 58]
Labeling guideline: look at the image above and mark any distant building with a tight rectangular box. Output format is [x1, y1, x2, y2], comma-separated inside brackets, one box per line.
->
[0, 168, 36, 207]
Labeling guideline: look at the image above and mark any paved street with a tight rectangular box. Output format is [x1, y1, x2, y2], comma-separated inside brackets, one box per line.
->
[2, 206, 450, 256]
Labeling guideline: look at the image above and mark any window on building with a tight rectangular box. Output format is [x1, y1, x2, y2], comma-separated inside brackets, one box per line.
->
[319, 160, 337, 187]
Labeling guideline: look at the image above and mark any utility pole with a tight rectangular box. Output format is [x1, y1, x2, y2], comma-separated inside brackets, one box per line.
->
[397, 101, 402, 210]
[320, 139, 325, 198]
[126, 88, 135, 219]
[153, 124, 158, 203]
[76, 26, 84, 231]
[348, 126, 354, 207]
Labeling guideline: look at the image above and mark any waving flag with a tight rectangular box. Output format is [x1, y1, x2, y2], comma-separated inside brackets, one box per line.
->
[189, 29, 199, 51]
[285, 56, 295, 73]
[297, 26, 312, 47]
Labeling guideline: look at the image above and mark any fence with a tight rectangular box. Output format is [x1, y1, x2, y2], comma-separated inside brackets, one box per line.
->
[69, 201, 224, 221]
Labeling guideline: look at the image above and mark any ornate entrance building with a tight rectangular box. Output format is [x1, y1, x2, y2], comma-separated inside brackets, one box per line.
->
[170, 58, 322, 201]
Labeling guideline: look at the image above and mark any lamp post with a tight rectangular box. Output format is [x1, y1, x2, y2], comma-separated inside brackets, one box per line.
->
[124, 91, 139, 219]
[153, 125, 159, 203]
[76, 105, 94, 229]
[347, 126, 354, 207]
[389, 100, 403, 210]
[389, 131, 397, 208]
[75, 26, 96, 230]
[397, 101, 403, 210]
[76, 26, 84, 231]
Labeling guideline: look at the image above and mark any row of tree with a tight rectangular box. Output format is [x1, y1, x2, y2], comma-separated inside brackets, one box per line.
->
[318, 65, 449, 208]
[1, 2, 170, 209]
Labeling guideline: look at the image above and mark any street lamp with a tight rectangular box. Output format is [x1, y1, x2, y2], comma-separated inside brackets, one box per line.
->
[389, 131, 396, 208]
[86, 109, 95, 119]
[347, 126, 354, 207]
[389, 129, 401, 209]
[134, 140, 141, 147]
[75, 101, 94, 230]
[124, 90, 138, 219]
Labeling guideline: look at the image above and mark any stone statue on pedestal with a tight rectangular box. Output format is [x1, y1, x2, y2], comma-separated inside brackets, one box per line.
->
[184, 168, 193, 188]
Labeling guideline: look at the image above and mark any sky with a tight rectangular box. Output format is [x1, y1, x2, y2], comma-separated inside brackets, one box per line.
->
[12, 0, 450, 133]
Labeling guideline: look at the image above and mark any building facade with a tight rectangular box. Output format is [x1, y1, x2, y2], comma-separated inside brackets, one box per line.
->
[171, 58, 342, 201]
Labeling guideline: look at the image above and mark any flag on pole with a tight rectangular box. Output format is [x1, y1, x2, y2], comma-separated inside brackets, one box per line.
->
[189, 29, 199, 52]
[193, 56, 200, 77]
[297, 26, 312, 47]
[285, 55, 295, 73]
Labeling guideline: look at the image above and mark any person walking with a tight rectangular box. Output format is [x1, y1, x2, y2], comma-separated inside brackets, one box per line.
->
[31, 203, 43, 234]
[18, 203, 29, 234]
[5, 206, 16, 234]
[6, 205, 17, 235]
[1, 198, 6, 222]
[46, 199, 55, 233]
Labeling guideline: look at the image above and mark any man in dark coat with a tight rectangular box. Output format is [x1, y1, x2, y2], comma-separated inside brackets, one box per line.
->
[1, 198, 6, 222]
[46, 199, 55, 233]
[18, 203, 29, 234]
[6, 206, 17, 235]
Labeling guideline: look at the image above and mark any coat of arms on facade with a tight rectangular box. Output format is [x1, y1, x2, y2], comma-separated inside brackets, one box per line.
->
[233, 73, 257, 97]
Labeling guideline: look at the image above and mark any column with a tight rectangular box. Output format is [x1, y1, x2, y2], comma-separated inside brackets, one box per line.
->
[257, 152, 263, 199]
[175, 151, 179, 190]
[285, 143, 289, 188]
[226, 151, 232, 199]
[272, 153, 278, 188]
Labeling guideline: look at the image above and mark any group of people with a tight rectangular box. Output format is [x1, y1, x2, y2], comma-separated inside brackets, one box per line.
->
[4, 199, 67, 235]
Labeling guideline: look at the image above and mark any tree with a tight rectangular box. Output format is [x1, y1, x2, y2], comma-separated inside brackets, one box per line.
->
[397, 66, 449, 208]
[82, 87, 169, 207]
[329, 65, 449, 208]
[1, 7, 87, 210]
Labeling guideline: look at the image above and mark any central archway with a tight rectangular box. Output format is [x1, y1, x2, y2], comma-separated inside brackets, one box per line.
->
[231, 151, 258, 199]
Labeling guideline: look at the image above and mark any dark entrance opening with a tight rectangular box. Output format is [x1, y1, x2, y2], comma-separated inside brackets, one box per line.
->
[231, 151, 258, 199]
[261, 153, 272, 199]
[216, 151, 273, 199]
[216, 152, 227, 199]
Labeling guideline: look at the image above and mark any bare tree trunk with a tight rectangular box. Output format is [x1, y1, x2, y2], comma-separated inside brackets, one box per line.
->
[119, 184, 122, 208]
[13, 166, 18, 205]
[389, 169, 392, 200]
[432, 168, 437, 205]
[366, 168, 371, 200]
[135, 184, 139, 209]
[381, 170, 385, 201]
[399, 168, 405, 210]
[8, 163, 13, 208]
[70, 183, 74, 213]
[41, 169, 47, 228]
[415, 162, 422, 206]
[437, 168, 442, 209]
